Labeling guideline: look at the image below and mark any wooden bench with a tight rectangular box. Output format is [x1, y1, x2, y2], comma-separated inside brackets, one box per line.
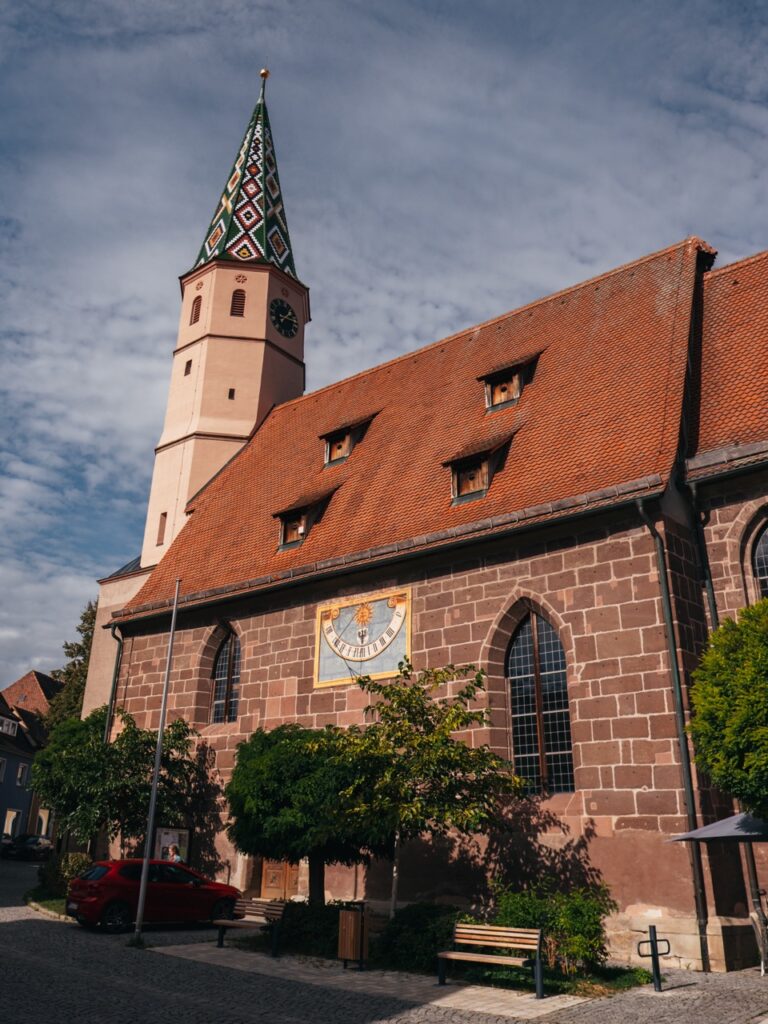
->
[212, 897, 287, 956]
[437, 922, 544, 998]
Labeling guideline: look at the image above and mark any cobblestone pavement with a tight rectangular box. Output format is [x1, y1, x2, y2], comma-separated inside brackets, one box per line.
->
[2, 859, 768, 1023]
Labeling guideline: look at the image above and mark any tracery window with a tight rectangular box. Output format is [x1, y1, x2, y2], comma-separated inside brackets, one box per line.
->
[506, 612, 574, 794]
[754, 524, 768, 599]
[211, 632, 241, 723]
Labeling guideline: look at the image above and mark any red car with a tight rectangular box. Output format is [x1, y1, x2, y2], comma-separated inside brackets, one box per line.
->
[67, 859, 241, 932]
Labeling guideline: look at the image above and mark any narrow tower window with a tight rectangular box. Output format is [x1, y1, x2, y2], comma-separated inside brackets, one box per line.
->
[230, 289, 246, 317]
[754, 524, 768, 598]
[506, 612, 574, 794]
[156, 512, 167, 546]
[211, 632, 241, 723]
[190, 295, 202, 325]
[228, 388, 236, 400]
[184, 360, 192, 376]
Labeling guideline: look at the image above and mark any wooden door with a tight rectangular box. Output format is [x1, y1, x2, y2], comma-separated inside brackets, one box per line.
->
[260, 860, 300, 900]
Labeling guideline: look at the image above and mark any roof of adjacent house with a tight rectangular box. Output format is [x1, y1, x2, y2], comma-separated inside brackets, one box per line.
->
[687, 250, 768, 480]
[2, 670, 62, 716]
[118, 236, 714, 620]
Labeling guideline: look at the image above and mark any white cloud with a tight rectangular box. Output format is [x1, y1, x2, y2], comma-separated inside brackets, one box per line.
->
[2, 0, 768, 682]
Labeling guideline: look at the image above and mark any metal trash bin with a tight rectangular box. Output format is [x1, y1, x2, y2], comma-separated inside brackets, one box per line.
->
[338, 902, 368, 970]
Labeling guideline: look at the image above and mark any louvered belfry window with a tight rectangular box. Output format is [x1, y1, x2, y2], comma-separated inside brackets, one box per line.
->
[211, 633, 241, 723]
[230, 289, 246, 317]
[190, 295, 202, 325]
[754, 525, 768, 599]
[506, 613, 575, 794]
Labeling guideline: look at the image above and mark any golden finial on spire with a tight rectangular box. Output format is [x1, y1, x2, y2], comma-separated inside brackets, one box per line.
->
[258, 67, 270, 102]
[260, 68, 270, 80]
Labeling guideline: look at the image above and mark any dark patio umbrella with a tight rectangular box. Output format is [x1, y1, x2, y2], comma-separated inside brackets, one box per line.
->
[671, 812, 768, 974]
[669, 812, 768, 843]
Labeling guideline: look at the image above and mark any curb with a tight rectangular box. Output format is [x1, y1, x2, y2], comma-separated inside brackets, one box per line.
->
[26, 898, 75, 923]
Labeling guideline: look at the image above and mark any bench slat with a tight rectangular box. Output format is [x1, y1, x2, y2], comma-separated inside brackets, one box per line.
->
[455, 925, 539, 937]
[438, 951, 532, 966]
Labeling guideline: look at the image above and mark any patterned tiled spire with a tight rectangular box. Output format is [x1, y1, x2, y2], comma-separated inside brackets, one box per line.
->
[194, 70, 296, 277]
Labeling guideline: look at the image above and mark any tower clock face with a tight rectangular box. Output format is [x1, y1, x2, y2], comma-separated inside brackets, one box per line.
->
[270, 297, 299, 338]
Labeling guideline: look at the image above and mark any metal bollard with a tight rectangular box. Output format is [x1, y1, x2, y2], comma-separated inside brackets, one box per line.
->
[637, 925, 670, 992]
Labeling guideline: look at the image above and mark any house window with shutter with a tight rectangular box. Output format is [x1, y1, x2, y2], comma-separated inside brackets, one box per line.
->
[230, 289, 246, 317]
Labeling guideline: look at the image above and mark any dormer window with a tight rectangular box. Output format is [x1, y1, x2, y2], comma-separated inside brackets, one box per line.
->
[479, 356, 539, 411]
[454, 457, 489, 499]
[274, 488, 338, 550]
[443, 434, 513, 505]
[320, 414, 377, 466]
[325, 430, 352, 464]
[281, 511, 307, 547]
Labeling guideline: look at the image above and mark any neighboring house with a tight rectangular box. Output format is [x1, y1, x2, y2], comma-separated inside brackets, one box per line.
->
[0, 694, 39, 837]
[81, 79, 768, 972]
[0, 673, 61, 838]
[3, 670, 62, 717]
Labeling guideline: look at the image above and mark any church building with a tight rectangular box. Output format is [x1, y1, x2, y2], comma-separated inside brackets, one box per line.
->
[82, 72, 768, 972]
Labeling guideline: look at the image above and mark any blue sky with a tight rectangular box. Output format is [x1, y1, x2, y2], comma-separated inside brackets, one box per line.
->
[2, 0, 768, 685]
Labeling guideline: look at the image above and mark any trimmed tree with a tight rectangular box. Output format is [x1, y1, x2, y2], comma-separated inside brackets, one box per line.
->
[32, 706, 202, 852]
[225, 724, 386, 905]
[690, 599, 768, 817]
[351, 660, 520, 912]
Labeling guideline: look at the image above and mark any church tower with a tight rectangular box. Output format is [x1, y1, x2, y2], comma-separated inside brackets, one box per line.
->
[141, 70, 310, 566]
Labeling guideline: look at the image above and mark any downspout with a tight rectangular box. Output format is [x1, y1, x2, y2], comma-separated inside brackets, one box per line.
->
[636, 497, 711, 972]
[103, 623, 124, 744]
[687, 482, 766, 945]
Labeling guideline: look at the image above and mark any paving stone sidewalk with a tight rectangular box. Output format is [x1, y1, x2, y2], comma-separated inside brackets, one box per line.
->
[153, 942, 587, 1019]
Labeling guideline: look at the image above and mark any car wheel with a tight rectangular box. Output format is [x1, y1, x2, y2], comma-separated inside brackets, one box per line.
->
[211, 898, 235, 921]
[101, 902, 132, 934]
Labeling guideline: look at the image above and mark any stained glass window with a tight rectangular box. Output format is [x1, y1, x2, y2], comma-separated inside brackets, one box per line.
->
[211, 633, 241, 724]
[506, 613, 574, 794]
[754, 525, 768, 599]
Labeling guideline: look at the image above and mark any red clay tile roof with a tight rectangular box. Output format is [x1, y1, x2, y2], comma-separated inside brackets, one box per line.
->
[690, 251, 768, 471]
[2, 670, 62, 715]
[120, 238, 711, 618]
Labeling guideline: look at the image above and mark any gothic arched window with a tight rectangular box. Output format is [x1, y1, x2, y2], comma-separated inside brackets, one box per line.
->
[230, 289, 246, 317]
[211, 632, 241, 723]
[190, 295, 202, 325]
[754, 524, 768, 599]
[506, 613, 575, 794]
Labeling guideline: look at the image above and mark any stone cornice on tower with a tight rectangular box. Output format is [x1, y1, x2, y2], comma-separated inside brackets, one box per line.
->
[194, 71, 297, 278]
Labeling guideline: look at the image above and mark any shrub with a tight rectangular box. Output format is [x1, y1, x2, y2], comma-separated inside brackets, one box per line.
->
[371, 902, 460, 973]
[276, 901, 342, 958]
[37, 852, 92, 897]
[492, 883, 616, 975]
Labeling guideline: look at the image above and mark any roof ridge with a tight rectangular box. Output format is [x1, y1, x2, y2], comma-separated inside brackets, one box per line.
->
[274, 237, 714, 414]
[705, 248, 768, 279]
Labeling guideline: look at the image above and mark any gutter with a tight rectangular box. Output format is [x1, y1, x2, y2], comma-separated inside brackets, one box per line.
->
[636, 497, 711, 972]
[103, 623, 124, 744]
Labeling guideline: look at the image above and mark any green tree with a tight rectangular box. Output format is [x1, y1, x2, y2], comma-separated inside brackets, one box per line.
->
[32, 706, 203, 852]
[351, 661, 520, 912]
[690, 600, 768, 817]
[46, 600, 96, 728]
[225, 724, 387, 905]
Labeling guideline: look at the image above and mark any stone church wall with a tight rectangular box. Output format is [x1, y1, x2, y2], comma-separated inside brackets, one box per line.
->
[111, 499, 761, 969]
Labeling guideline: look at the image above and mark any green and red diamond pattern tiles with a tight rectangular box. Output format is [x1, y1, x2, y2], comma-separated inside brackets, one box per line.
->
[195, 99, 296, 277]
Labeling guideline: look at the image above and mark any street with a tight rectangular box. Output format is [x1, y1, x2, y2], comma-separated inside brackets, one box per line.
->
[2, 860, 768, 1023]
